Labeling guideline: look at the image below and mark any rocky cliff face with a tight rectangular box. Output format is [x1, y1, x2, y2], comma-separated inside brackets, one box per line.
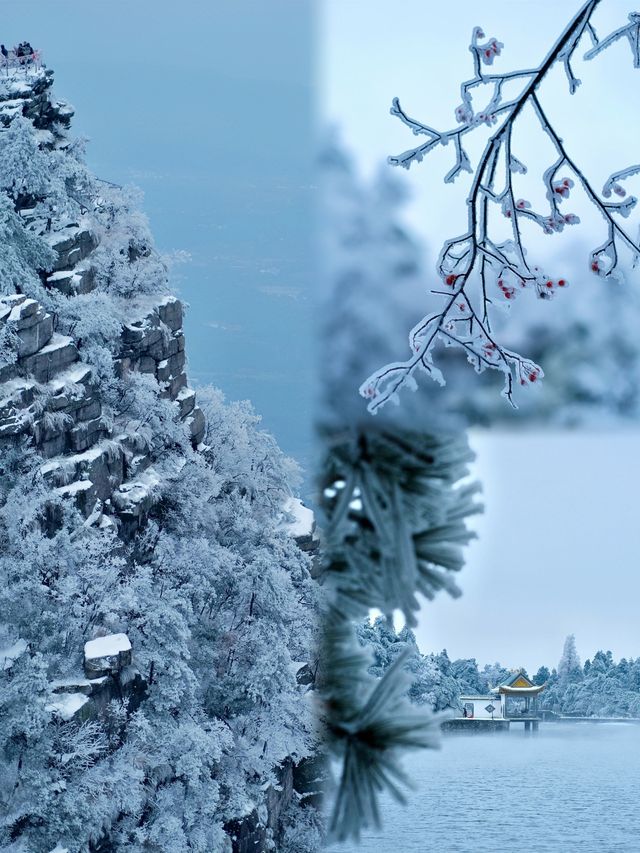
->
[0, 291, 204, 533]
[0, 63, 204, 537]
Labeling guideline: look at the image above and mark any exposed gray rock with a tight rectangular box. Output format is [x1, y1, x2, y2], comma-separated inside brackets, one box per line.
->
[46, 266, 95, 296]
[157, 296, 183, 332]
[188, 406, 206, 447]
[166, 370, 188, 399]
[54, 478, 97, 516]
[84, 633, 132, 677]
[20, 333, 78, 383]
[50, 675, 108, 697]
[48, 226, 98, 271]
[156, 351, 186, 383]
[176, 387, 196, 418]
[3, 281, 202, 537]
[68, 416, 107, 453]
[1, 294, 54, 358]
[42, 441, 125, 501]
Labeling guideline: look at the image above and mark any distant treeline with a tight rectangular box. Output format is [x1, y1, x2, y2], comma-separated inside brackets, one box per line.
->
[358, 620, 640, 718]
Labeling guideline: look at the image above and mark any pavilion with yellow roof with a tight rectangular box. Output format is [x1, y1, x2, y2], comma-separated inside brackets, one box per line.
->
[491, 669, 545, 730]
[457, 669, 545, 731]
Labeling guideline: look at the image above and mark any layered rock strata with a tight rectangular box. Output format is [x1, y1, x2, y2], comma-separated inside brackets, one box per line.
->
[0, 291, 205, 533]
[0, 66, 205, 535]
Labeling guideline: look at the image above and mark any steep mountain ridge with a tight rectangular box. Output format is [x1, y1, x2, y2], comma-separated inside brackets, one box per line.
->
[0, 62, 206, 535]
[0, 56, 322, 852]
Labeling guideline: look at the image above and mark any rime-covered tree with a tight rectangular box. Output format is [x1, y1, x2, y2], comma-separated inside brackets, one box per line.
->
[533, 665, 551, 686]
[541, 649, 640, 717]
[558, 633, 582, 687]
[356, 617, 461, 711]
[319, 136, 429, 427]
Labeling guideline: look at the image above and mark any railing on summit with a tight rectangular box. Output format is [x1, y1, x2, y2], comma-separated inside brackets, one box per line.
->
[1, 47, 43, 75]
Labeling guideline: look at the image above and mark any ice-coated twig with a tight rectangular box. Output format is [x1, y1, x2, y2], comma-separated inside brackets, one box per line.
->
[583, 12, 640, 67]
[361, 0, 640, 414]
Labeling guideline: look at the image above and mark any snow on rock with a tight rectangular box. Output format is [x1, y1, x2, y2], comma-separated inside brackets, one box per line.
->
[112, 468, 160, 516]
[55, 479, 93, 496]
[49, 844, 69, 853]
[1, 638, 27, 670]
[84, 633, 132, 676]
[46, 691, 90, 721]
[50, 675, 108, 695]
[279, 497, 315, 539]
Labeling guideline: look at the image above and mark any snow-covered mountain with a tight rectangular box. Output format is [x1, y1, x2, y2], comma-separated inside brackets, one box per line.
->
[0, 57, 322, 852]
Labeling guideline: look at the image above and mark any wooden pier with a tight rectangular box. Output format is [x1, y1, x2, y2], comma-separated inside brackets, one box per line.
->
[442, 716, 539, 733]
[443, 712, 640, 732]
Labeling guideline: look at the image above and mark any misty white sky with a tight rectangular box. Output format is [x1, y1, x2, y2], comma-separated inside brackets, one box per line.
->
[321, 0, 640, 256]
[322, 0, 640, 672]
[418, 429, 640, 674]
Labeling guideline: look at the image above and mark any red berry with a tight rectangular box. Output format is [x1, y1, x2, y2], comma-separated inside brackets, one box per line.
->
[529, 373, 537, 382]
[591, 261, 599, 272]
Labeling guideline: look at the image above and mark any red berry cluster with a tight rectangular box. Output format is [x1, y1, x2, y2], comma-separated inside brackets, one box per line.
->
[482, 39, 501, 62]
[552, 177, 573, 199]
[520, 365, 541, 385]
[497, 278, 516, 300]
[543, 278, 568, 291]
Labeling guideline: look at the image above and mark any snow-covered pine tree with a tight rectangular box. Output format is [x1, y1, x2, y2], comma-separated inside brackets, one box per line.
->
[316, 427, 480, 841]
[0, 55, 322, 852]
[557, 633, 583, 687]
[356, 617, 462, 711]
[318, 126, 483, 847]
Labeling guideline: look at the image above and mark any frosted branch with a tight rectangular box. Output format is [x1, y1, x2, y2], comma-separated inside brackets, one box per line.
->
[362, 0, 640, 413]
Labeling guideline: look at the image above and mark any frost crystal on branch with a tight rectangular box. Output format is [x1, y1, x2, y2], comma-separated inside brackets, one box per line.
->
[361, 0, 640, 413]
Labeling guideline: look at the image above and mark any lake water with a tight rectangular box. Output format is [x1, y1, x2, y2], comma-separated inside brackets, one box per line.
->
[333, 724, 640, 853]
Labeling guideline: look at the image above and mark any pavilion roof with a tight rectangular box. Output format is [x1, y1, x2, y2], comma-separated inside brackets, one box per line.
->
[494, 684, 545, 695]
[498, 669, 536, 689]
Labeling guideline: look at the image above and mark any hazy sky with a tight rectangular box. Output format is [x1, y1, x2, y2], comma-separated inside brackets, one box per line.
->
[3, 0, 317, 488]
[322, 0, 640, 671]
[321, 0, 640, 252]
[417, 429, 640, 674]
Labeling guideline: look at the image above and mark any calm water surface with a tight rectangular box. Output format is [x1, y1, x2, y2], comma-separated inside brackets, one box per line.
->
[335, 724, 640, 853]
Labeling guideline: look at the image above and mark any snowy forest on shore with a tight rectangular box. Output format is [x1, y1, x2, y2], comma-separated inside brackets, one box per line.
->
[359, 619, 640, 719]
